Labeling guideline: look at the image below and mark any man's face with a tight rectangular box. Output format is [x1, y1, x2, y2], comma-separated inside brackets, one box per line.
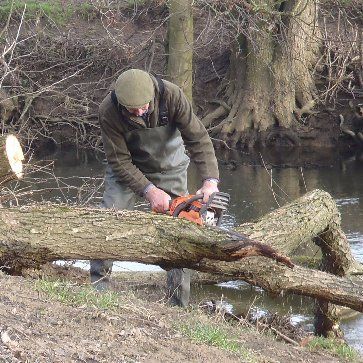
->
[126, 103, 150, 117]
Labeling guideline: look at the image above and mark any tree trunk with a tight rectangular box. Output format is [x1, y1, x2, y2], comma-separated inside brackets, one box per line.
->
[0, 189, 363, 313]
[0, 204, 292, 274]
[212, 0, 319, 148]
[0, 89, 17, 125]
[167, 0, 193, 102]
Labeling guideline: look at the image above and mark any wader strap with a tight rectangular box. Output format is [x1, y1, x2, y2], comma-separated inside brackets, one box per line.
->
[155, 77, 169, 126]
[110, 90, 119, 109]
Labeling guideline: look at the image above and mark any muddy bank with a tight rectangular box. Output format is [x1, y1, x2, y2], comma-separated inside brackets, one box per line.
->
[0, 265, 359, 363]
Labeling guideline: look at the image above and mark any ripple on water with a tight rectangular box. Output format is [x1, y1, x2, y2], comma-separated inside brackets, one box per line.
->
[346, 232, 363, 263]
[55, 260, 163, 272]
[341, 316, 363, 354]
[335, 197, 360, 206]
[217, 280, 248, 289]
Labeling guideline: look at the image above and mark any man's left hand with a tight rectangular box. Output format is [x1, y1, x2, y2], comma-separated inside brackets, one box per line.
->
[197, 179, 219, 203]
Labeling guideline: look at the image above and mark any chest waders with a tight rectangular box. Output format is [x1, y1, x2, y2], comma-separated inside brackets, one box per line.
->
[91, 122, 192, 307]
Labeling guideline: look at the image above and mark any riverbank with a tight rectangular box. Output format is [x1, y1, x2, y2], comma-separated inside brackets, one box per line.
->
[0, 264, 360, 363]
[1, 145, 362, 361]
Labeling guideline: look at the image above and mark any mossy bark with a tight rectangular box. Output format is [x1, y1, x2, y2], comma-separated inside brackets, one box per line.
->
[214, 0, 319, 148]
[167, 0, 193, 102]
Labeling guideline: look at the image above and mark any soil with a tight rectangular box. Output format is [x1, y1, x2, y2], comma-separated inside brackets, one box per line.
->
[0, 264, 359, 363]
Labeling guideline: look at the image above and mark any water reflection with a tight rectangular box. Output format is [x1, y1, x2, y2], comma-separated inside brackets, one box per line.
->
[192, 280, 314, 322]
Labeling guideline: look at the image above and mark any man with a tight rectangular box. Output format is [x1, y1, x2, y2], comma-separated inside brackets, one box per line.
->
[91, 68, 219, 307]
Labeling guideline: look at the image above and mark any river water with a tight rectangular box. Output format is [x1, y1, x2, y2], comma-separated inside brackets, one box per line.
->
[27, 147, 363, 353]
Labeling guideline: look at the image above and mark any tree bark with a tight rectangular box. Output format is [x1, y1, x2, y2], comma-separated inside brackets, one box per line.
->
[166, 0, 193, 102]
[0, 204, 292, 273]
[0, 89, 17, 125]
[0, 189, 363, 313]
[211, 0, 320, 148]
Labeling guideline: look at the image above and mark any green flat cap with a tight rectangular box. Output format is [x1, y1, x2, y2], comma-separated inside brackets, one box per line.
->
[115, 69, 154, 108]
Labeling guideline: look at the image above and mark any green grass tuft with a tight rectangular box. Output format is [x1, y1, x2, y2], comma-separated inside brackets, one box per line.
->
[35, 279, 120, 310]
[177, 321, 257, 362]
[0, 1, 96, 24]
[307, 336, 359, 361]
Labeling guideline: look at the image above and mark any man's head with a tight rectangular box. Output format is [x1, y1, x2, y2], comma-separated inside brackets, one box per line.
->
[115, 69, 154, 116]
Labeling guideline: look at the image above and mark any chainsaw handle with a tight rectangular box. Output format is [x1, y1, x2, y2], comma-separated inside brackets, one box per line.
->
[171, 194, 203, 217]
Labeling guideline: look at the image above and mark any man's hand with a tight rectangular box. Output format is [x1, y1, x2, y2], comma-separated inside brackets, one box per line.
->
[197, 179, 219, 203]
[145, 185, 171, 213]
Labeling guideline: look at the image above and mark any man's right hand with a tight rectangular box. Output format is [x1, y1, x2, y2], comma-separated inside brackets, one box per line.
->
[145, 185, 171, 213]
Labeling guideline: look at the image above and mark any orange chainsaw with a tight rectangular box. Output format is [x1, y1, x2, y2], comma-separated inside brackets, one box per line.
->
[167, 191, 294, 268]
[169, 192, 230, 227]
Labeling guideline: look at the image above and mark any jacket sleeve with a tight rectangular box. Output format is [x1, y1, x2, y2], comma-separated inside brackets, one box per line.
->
[99, 109, 152, 196]
[166, 84, 219, 181]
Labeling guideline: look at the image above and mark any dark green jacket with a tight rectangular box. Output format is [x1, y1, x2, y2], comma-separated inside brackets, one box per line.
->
[99, 76, 219, 195]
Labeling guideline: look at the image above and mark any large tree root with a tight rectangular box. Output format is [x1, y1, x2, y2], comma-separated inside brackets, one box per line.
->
[202, 100, 230, 129]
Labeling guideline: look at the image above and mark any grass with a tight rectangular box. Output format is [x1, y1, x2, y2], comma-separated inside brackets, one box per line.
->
[307, 336, 359, 361]
[320, 0, 362, 9]
[0, 0, 161, 26]
[35, 279, 120, 310]
[0, 0, 96, 24]
[177, 321, 257, 362]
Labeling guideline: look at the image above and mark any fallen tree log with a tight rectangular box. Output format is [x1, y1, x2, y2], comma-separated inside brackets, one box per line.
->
[0, 204, 293, 272]
[0, 189, 362, 313]
[229, 186, 362, 336]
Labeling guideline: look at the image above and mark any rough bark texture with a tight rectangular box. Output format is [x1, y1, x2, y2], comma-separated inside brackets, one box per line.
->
[0, 205, 292, 273]
[313, 226, 353, 338]
[167, 0, 193, 102]
[226, 187, 361, 336]
[0, 89, 17, 125]
[0, 189, 362, 313]
[212, 0, 320, 148]
[235, 189, 358, 274]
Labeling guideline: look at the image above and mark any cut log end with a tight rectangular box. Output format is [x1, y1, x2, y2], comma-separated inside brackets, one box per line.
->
[5, 134, 24, 179]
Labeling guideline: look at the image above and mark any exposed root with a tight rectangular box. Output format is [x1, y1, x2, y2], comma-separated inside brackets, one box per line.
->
[202, 104, 229, 128]
[265, 128, 301, 148]
[339, 115, 356, 137]
[294, 100, 316, 120]
[211, 113, 301, 149]
[339, 112, 363, 146]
